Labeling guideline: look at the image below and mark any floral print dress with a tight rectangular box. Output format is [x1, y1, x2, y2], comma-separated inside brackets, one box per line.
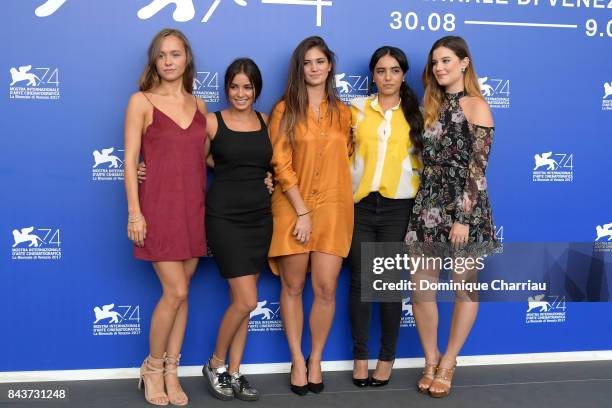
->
[405, 91, 498, 256]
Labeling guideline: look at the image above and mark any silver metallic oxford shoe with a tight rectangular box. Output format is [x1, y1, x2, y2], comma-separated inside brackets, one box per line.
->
[230, 372, 260, 401]
[202, 358, 234, 401]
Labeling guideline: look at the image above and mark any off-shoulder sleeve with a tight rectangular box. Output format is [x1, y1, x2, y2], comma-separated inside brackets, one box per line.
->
[454, 124, 494, 225]
[269, 102, 298, 192]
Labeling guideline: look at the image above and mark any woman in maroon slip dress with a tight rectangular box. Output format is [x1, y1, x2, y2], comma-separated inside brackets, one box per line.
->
[124, 28, 207, 407]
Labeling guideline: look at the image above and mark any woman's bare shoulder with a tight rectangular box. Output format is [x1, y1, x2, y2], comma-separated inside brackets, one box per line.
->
[462, 96, 493, 127]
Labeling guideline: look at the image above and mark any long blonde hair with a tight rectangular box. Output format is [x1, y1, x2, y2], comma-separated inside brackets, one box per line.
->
[422, 36, 483, 128]
[139, 28, 195, 93]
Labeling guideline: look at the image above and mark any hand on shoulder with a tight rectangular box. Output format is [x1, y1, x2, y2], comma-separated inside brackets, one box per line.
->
[462, 96, 494, 128]
[195, 96, 208, 115]
[205, 111, 218, 140]
[272, 100, 286, 115]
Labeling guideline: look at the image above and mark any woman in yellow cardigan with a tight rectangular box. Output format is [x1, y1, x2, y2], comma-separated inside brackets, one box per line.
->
[268, 36, 353, 395]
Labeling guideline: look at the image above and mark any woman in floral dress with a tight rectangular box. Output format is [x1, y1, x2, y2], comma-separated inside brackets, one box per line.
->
[405, 36, 498, 398]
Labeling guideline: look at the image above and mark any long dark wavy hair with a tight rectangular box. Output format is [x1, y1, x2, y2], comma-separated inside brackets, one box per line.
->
[369, 46, 423, 153]
[277, 36, 340, 147]
[139, 28, 195, 93]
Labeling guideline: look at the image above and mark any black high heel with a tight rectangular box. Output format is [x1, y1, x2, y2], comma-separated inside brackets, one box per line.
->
[289, 363, 308, 396]
[352, 377, 370, 387]
[369, 377, 389, 387]
[370, 360, 394, 387]
[352, 359, 370, 387]
[306, 357, 324, 394]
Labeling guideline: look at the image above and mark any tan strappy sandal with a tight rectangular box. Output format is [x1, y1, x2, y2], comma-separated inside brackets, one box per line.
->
[429, 364, 456, 398]
[164, 354, 189, 406]
[417, 362, 438, 394]
[138, 354, 169, 406]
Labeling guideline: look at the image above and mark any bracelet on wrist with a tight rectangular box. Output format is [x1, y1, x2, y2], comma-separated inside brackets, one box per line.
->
[128, 214, 144, 223]
[297, 210, 311, 217]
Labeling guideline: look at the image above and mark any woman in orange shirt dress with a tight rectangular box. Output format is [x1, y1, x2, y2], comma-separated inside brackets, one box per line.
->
[268, 36, 353, 395]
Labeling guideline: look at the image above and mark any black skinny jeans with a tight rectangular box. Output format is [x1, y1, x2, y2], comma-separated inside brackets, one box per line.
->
[348, 192, 414, 361]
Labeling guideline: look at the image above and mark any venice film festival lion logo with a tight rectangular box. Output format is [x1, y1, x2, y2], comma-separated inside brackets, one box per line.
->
[532, 151, 573, 182]
[92, 147, 124, 181]
[603, 82, 612, 111]
[335, 73, 351, 94]
[93, 303, 141, 336]
[11, 226, 62, 260]
[527, 294, 551, 313]
[248, 300, 282, 332]
[478, 76, 510, 109]
[93, 148, 122, 169]
[595, 223, 612, 242]
[533, 152, 559, 171]
[478, 77, 494, 97]
[249, 300, 276, 320]
[94, 304, 123, 324]
[594, 222, 612, 253]
[9, 65, 60, 100]
[334, 73, 369, 103]
[10, 65, 39, 87]
[526, 294, 566, 324]
[400, 297, 415, 328]
[604, 82, 612, 99]
[12, 227, 43, 248]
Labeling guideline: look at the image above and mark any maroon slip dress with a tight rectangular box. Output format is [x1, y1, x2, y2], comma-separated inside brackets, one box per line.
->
[134, 94, 207, 261]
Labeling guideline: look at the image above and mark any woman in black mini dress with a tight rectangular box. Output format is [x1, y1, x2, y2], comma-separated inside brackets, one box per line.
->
[202, 58, 272, 402]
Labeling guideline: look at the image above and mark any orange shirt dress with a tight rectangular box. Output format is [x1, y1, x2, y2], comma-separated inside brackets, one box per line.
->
[268, 100, 354, 275]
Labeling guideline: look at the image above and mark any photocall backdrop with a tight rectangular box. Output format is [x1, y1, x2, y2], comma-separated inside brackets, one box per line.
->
[2, 0, 611, 373]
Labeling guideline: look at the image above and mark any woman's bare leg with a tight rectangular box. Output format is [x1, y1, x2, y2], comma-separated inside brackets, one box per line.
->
[412, 266, 442, 390]
[278, 254, 310, 386]
[210, 274, 258, 372]
[163, 258, 199, 401]
[308, 252, 342, 383]
[431, 266, 479, 394]
[146, 261, 189, 404]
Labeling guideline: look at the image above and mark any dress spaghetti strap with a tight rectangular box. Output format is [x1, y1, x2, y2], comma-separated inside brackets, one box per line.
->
[141, 92, 155, 108]
[214, 111, 227, 131]
[255, 111, 267, 129]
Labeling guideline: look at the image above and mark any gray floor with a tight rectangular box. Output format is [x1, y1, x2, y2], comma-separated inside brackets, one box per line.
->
[2, 361, 611, 408]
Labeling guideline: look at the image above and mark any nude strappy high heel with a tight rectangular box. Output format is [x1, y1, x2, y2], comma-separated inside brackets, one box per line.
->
[138, 354, 169, 406]
[417, 362, 438, 393]
[429, 364, 456, 398]
[164, 354, 189, 406]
